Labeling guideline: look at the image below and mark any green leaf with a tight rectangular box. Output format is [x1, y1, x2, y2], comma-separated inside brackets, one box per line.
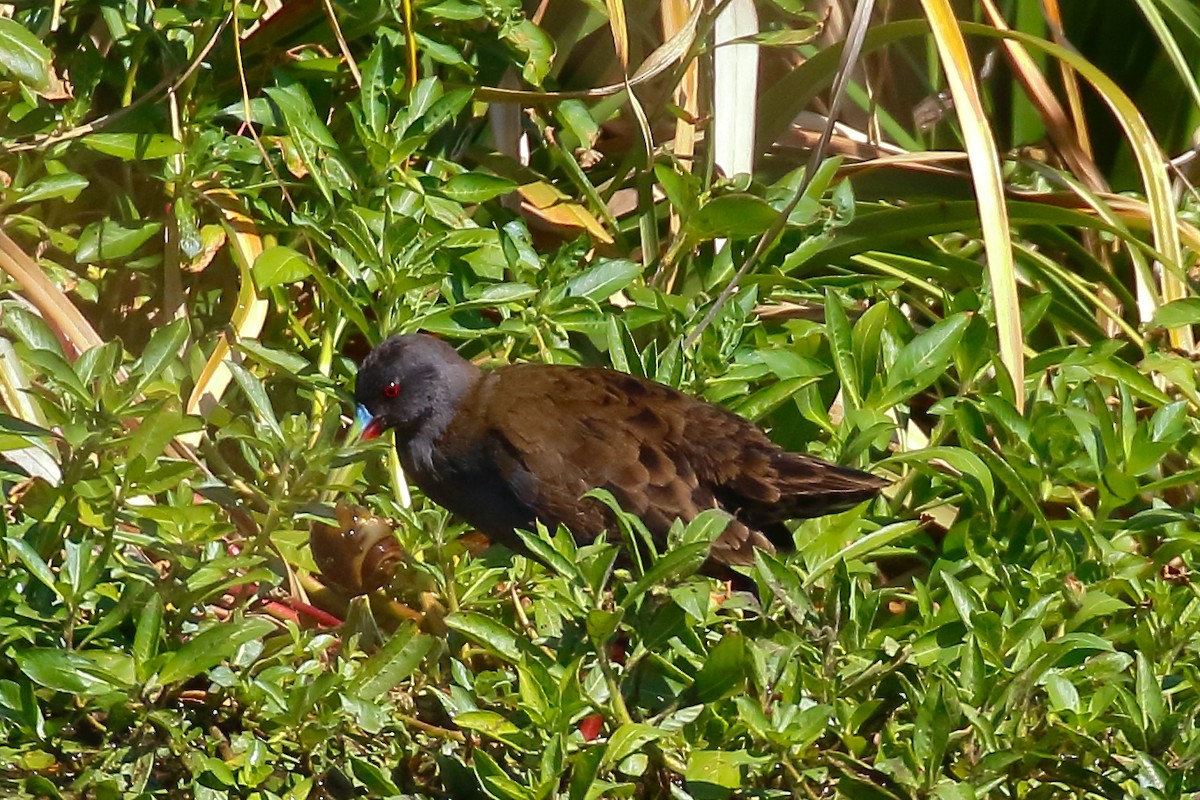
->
[601, 723, 664, 768]
[133, 593, 164, 674]
[973, 447, 1052, 534]
[824, 288, 861, 409]
[264, 82, 340, 147]
[691, 634, 747, 703]
[655, 161, 698, 217]
[804, 520, 921, 587]
[3, 306, 62, 355]
[265, 80, 343, 203]
[1150, 400, 1188, 443]
[851, 301, 889, 398]
[0, 413, 51, 440]
[1151, 297, 1200, 329]
[566, 259, 642, 302]
[687, 194, 779, 240]
[16, 649, 131, 695]
[586, 608, 623, 643]
[76, 219, 163, 264]
[1044, 672, 1080, 713]
[301, 264, 373, 339]
[441, 228, 502, 249]
[236, 340, 313, 376]
[752, 549, 811, 621]
[836, 774, 907, 800]
[473, 749, 533, 800]
[0, 18, 51, 89]
[685, 750, 764, 797]
[79, 579, 149, 648]
[568, 744, 606, 800]
[348, 624, 435, 699]
[425, 0, 486, 20]
[517, 663, 553, 726]
[885, 446, 995, 510]
[622, 541, 711, 603]
[137, 318, 189, 391]
[465, 282, 538, 306]
[17, 174, 90, 205]
[941, 573, 979, 627]
[732, 375, 819, 420]
[876, 313, 971, 407]
[252, 246, 313, 291]
[20, 346, 90, 402]
[4, 537, 58, 595]
[933, 782, 978, 800]
[442, 173, 518, 203]
[350, 756, 401, 795]
[158, 617, 275, 685]
[515, 526, 581, 582]
[127, 400, 188, 463]
[669, 581, 710, 621]
[680, 509, 736, 548]
[1068, 590, 1130, 628]
[507, 19, 553, 84]
[445, 612, 523, 662]
[81, 133, 184, 160]
[226, 361, 284, 443]
[75, 340, 120, 387]
[455, 710, 523, 742]
[1135, 652, 1165, 733]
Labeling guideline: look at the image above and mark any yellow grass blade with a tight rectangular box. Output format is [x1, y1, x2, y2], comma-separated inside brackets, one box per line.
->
[980, 0, 1119, 336]
[662, 0, 700, 236]
[180, 188, 269, 446]
[978, 0, 1106, 192]
[473, 0, 703, 103]
[603, 0, 630, 70]
[920, 0, 1024, 410]
[402, 0, 418, 89]
[0, 337, 61, 483]
[0, 230, 105, 358]
[961, 22, 1194, 353]
[1041, 0, 1095, 162]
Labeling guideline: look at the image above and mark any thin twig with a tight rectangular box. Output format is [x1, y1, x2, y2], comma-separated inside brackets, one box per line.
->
[6, 13, 231, 153]
[232, 0, 298, 214]
[397, 713, 467, 742]
[321, 0, 363, 87]
[684, 0, 878, 349]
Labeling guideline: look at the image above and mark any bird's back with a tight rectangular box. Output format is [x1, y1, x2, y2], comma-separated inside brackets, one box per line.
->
[420, 363, 883, 565]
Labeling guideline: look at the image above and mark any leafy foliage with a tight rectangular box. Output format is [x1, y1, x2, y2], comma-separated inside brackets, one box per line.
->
[3, 0, 1200, 798]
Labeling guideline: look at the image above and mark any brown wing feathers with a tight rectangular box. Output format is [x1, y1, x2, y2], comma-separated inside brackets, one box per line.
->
[480, 365, 884, 565]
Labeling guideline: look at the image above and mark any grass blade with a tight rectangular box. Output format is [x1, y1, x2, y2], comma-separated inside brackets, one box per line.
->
[920, 0, 1023, 410]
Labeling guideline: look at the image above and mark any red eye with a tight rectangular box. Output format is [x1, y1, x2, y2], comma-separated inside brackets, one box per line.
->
[383, 381, 401, 399]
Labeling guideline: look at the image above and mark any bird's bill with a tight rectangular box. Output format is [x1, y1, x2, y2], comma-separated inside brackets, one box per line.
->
[356, 404, 386, 441]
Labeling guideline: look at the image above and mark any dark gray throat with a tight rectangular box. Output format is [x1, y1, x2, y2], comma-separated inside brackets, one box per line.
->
[400, 360, 482, 477]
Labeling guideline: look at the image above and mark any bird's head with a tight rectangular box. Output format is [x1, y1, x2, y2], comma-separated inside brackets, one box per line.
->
[354, 334, 479, 441]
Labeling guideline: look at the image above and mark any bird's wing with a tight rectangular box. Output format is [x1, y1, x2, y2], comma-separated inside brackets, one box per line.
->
[476, 364, 884, 566]
[474, 365, 781, 563]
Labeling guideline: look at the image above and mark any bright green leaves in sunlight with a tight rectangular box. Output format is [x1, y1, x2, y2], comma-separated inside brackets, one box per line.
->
[687, 194, 779, 240]
[6, 0, 1200, 797]
[874, 311, 971, 408]
[0, 18, 51, 90]
[75, 219, 163, 264]
[252, 245, 313, 291]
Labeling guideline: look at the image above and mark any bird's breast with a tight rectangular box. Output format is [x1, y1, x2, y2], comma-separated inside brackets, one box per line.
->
[398, 428, 539, 544]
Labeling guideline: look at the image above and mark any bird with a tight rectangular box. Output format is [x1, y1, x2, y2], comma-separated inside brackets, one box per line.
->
[353, 333, 887, 574]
